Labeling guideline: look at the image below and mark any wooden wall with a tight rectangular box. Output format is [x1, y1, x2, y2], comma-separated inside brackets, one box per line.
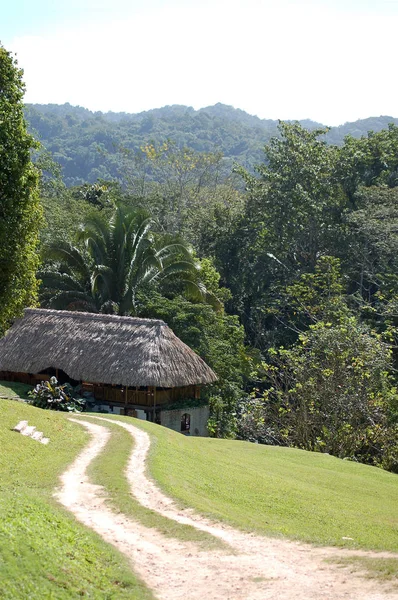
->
[85, 383, 199, 407]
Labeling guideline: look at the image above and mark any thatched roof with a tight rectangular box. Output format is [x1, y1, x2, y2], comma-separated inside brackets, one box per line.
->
[0, 309, 217, 388]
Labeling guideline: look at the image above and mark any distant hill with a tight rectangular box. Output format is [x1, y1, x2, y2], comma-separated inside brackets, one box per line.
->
[24, 102, 398, 187]
[324, 115, 398, 145]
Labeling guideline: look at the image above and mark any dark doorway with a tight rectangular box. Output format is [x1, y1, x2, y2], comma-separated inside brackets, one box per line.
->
[38, 367, 80, 387]
[181, 413, 191, 434]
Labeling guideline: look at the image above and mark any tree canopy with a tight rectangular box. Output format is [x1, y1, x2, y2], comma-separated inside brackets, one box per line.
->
[0, 46, 42, 336]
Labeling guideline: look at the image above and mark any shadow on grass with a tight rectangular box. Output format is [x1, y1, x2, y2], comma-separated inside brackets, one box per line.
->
[0, 380, 32, 400]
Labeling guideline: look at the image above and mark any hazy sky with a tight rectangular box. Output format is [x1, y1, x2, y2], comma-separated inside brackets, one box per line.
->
[3, 0, 398, 125]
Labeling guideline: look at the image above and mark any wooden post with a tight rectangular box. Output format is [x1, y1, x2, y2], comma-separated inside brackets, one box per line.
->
[125, 385, 128, 405]
[153, 386, 157, 422]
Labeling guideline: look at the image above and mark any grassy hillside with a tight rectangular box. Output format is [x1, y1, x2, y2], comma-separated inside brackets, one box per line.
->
[0, 400, 153, 599]
[110, 416, 398, 552]
[2, 399, 398, 597]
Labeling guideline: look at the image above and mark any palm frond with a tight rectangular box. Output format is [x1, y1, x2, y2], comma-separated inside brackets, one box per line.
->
[177, 279, 223, 311]
[40, 206, 222, 316]
[155, 245, 194, 263]
[38, 270, 85, 293]
[155, 260, 200, 282]
[43, 242, 92, 280]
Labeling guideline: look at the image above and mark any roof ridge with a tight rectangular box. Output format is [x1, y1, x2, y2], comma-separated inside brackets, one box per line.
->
[25, 308, 166, 326]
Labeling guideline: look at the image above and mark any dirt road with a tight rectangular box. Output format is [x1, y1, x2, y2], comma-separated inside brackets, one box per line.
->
[54, 417, 398, 600]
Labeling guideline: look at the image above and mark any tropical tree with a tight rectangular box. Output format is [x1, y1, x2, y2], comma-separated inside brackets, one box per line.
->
[215, 122, 348, 349]
[258, 318, 398, 471]
[40, 207, 218, 314]
[0, 45, 42, 335]
[336, 124, 398, 203]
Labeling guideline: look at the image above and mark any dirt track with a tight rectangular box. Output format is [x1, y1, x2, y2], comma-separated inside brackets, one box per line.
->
[54, 417, 398, 600]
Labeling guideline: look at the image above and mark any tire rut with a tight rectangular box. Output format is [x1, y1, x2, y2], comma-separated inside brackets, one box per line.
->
[54, 417, 398, 600]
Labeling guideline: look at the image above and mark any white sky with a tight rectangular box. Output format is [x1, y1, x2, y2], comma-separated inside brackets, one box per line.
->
[5, 0, 398, 125]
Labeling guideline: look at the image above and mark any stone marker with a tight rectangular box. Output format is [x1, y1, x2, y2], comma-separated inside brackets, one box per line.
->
[21, 425, 36, 437]
[13, 420, 28, 432]
[12, 421, 50, 444]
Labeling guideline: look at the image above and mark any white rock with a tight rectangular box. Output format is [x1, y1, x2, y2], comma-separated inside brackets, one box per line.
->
[21, 425, 36, 437]
[13, 420, 28, 432]
[13, 421, 49, 443]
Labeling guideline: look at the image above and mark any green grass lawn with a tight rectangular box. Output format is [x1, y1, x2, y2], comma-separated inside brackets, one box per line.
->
[101, 415, 398, 553]
[0, 400, 153, 599]
[0, 380, 32, 400]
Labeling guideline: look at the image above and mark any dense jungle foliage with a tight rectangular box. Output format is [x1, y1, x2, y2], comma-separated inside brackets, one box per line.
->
[34, 115, 398, 471]
[2, 55, 398, 470]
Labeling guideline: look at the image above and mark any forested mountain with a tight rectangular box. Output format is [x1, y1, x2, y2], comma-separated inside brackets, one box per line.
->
[25, 102, 398, 186]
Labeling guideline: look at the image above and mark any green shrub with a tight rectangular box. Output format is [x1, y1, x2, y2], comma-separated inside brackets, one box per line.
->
[28, 377, 85, 412]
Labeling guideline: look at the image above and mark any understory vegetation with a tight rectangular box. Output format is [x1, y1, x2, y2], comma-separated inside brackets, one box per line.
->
[2, 43, 398, 471]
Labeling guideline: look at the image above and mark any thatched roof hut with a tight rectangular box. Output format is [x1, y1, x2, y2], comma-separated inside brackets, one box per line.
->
[0, 308, 217, 388]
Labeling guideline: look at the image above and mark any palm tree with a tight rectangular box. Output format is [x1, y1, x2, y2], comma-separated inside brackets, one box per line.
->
[40, 207, 218, 314]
